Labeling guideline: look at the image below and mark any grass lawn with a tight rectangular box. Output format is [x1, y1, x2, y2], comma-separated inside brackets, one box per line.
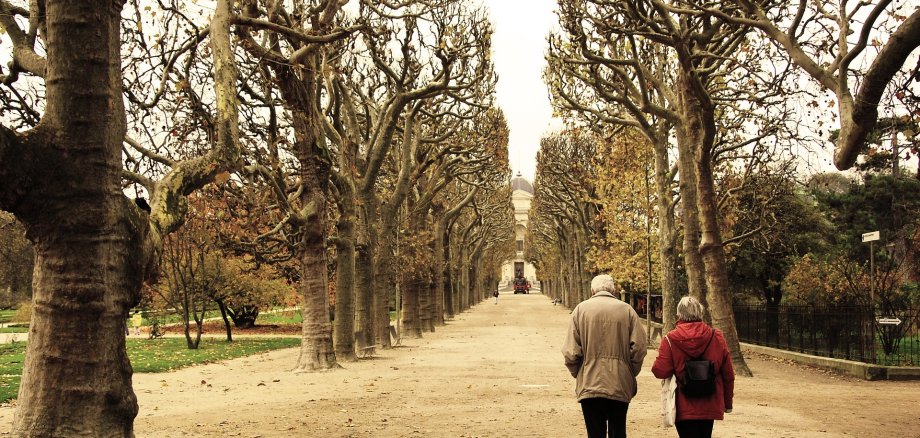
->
[0, 337, 300, 402]
[876, 334, 920, 366]
[0, 310, 16, 324]
[256, 312, 302, 325]
[0, 326, 28, 334]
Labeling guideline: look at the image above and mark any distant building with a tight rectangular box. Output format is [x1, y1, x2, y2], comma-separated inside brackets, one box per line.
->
[501, 173, 537, 284]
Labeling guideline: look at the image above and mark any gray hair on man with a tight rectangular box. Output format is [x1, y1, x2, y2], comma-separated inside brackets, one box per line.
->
[590, 274, 616, 294]
[676, 296, 705, 322]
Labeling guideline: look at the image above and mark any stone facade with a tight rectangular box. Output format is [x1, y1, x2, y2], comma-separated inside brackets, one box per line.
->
[501, 173, 537, 284]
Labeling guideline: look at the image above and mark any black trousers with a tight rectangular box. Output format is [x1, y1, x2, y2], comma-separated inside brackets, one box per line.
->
[676, 419, 714, 438]
[579, 397, 629, 438]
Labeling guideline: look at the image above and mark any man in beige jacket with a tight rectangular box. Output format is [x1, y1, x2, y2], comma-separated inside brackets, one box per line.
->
[562, 274, 648, 438]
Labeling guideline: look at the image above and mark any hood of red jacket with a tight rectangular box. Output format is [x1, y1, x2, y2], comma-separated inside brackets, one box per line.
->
[668, 321, 715, 357]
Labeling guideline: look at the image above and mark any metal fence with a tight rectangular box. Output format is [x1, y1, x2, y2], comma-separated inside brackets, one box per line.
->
[733, 304, 920, 366]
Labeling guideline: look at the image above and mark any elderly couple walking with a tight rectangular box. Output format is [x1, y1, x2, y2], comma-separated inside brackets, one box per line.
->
[562, 275, 735, 438]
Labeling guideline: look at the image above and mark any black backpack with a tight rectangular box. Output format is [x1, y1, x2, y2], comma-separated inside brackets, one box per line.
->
[667, 332, 717, 398]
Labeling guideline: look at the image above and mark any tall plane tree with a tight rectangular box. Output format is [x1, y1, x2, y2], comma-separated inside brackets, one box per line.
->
[546, 17, 684, 329]
[708, 0, 920, 169]
[0, 0, 241, 434]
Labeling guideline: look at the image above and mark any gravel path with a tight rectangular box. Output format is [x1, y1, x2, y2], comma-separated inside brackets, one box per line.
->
[1, 289, 918, 437]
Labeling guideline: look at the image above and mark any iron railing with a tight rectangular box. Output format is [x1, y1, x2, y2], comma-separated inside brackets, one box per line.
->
[733, 304, 920, 366]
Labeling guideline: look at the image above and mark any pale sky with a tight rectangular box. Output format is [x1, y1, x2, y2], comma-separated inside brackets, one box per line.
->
[484, 0, 562, 182]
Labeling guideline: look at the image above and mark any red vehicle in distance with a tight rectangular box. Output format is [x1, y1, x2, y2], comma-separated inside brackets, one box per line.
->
[513, 277, 529, 294]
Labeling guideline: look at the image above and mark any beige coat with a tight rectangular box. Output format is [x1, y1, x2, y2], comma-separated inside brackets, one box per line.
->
[562, 291, 648, 402]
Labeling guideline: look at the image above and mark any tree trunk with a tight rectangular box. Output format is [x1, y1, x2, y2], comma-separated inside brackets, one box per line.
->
[675, 119, 710, 317]
[652, 134, 680, 332]
[334, 215, 357, 361]
[435, 222, 451, 321]
[10, 1, 147, 434]
[290, 66, 338, 370]
[447, 236, 459, 317]
[8, 0, 241, 432]
[421, 273, 436, 332]
[459, 245, 471, 312]
[373, 219, 397, 348]
[216, 299, 233, 342]
[355, 237, 376, 349]
[293, 158, 339, 371]
[677, 69, 752, 377]
[332, 160, 359, 360]
[400, 271, 423, 338]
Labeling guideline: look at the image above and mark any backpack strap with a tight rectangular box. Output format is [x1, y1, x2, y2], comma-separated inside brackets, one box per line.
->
[664, 335, 678, 381]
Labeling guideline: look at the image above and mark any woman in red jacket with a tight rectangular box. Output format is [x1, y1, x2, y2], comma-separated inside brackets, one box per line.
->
[652, 297, 734, 438]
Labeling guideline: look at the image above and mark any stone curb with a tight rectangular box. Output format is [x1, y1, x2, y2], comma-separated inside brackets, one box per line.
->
[741, 342, 920, 381]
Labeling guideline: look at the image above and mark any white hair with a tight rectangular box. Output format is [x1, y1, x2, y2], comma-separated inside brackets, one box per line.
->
[676, 296, 705, 322]
[590, 274, 616, 293]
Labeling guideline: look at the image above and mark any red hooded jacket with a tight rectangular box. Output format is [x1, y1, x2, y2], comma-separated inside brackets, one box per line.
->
[652, 321, 734, 421]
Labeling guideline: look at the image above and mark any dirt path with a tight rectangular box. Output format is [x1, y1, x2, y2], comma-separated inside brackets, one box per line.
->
[2, 290, 919, 437]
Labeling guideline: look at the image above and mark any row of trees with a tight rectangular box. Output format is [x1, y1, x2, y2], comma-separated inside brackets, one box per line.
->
[0, 0, 513, 435]
[532, 0, 920, 377]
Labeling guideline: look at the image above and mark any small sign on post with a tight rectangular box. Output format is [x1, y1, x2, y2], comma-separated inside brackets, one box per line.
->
[862, 230, 880, 308]
[877, 317, 902, 326]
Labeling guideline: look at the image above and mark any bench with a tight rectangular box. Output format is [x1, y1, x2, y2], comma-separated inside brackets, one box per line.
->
[359, 345, 377, 358]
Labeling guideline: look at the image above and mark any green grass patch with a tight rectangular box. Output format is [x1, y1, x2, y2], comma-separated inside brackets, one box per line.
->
[256, 312, 303, 325]
[876, 334, 920, 366]
[0, 342, 26, 376]
[0, 376, 20, 403]
[0, 326, 29, 334]
[0, 337, 300, 402]
[0, 310, 16, 324]
[128, 337, 300, 373]
[0, 327, 28, 334]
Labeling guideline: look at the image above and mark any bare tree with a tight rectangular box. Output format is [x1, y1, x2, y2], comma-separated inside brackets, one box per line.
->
[528, 130, 601, 308]
[324, 0, 494, 347]
[702, 0, 920, 170]
[546, 12, 685, 329]
[0, 0, 241, 434]
[546, 0, 808, 376]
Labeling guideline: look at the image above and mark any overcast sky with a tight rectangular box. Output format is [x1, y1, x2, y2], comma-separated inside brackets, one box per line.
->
[484, 0, 562, 182]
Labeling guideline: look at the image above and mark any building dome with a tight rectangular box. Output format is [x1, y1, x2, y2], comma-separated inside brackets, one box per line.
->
[510, 172, 534, 194]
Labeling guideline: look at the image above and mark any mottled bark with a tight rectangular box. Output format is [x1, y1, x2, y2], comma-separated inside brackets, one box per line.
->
[293, 155, 338, 372]
[355, 202, 377, 349]
[8, 1, 142, 434]
[675, 121, 709, 316]
[286, 62, 338, 370]
[334, 212, 357, 361]
[3, 0, 240, 434]
[651, 134, 680, 332]
[434, 224, 452, 321]
[373, 220, 397, 348]
[676, 68, 752, 377]
[458, 244, 470, 312]
[400, 271, 423, 338]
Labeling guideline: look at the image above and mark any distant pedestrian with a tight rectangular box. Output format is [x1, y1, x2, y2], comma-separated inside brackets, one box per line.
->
[131, 312, 143, 336]
[562, 274, 648, 438]
[493, 290, 499, 304]
[652, 296, 734, 438]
